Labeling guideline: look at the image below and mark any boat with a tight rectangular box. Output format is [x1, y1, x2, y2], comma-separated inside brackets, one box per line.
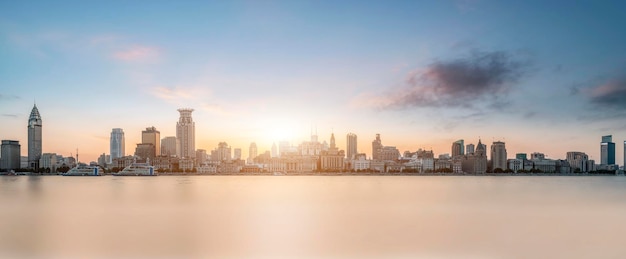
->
[113, 163, 156, 176]
[63, 163, 101, 176]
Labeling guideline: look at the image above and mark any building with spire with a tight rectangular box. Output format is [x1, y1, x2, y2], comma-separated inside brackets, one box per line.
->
[461, 139, 487, 173]
[176, 108, 195, 158]
[320, 133, 345, 171]
[28, 104, 42, 169]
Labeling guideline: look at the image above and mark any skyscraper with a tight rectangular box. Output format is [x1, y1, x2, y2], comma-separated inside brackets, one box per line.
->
[176, 108, 195, 158]
[346, 133, 357, 160]
[248, 142, 257, 164]
[1, 140, 21, 170]
[110, 128, 125, 161]
[451, 139, 464, 157]
[600, 135, 615, 165]
[490, 141, 507, 170]
[234, 148, 242, 160]
[161, 136, 179, 156]
[372, 134, 382, 160]
[142, 126, 161, 156]
[466, 144, 475, 155]
[28, 104, 42, 169]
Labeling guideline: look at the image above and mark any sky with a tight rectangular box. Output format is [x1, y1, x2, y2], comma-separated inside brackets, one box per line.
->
[1, 1, 626, 163]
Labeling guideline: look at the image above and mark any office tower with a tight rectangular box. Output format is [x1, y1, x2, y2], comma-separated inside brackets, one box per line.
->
[372, 134, 382, 160]
[176, 108, 195, 158]
[451, 139, 464, 157]
[216, 142, 231, 161]
[346, 133, 357, 160]
[490, 141, 507, 170]
[161, 136, 179, 156]
[28, 104, 42, 169]
[600, 135, 615, 165]
[134, 143, 155, 162]
[142, 126, 160, 156]
[196, 149, 207, 165]
[248, 142, 257, 164]
[567, 151, 589, 172]
[271, 142, 277, 158]
[110, 128, 125, 162]
[234, 148, 242, 160]
[466, 144, 475, 155]
[1, 140, 21, 170]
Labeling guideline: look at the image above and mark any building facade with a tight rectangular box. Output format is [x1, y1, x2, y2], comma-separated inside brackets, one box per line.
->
[1, 140, 21, 170]
[176, 108, 195, 158]
[28, 104, 42, 168]
[161, 136, 178, 157]
[142, 126, 160, 156]
[347, 133, 357, 160]
[372, 134, 382, 160]
[110, 128, 125, 162]
[451, 139, 464, 157]
[248, 142, 257, 164]
[490, 141, 507, 170]
[600, 135, 615, 166]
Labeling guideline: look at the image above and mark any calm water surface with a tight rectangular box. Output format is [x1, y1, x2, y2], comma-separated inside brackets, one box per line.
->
[1, 176, 625, 258]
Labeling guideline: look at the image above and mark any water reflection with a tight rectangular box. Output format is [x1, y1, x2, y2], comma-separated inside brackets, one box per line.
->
[0, 176, 625, 258]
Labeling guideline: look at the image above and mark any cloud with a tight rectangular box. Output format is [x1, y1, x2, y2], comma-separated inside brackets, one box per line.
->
[587, 77, 626, 110]
[2, 114, 18, 118]
[368, 50, 528, 110]
[151, 86, 228, 115]
[0, 94, 20, 100]
[112, 45, 160, 62]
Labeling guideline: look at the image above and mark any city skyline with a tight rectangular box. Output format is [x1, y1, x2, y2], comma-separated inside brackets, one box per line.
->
[2, 1, 626, 163]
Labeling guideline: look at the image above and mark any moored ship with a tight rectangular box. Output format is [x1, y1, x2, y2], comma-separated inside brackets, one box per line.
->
[63, 163, 101, 176]
[113, 163, 156, 176]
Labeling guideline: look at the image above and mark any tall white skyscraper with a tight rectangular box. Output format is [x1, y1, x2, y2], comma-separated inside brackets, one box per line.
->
[110, 128, 125, 161]
[28, 104, 42, 169]
[346, 133, 357, 160]
[176, 108, 195, 158]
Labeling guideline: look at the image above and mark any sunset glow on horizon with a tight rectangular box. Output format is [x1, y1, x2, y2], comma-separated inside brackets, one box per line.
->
[1, 1, 626, 163]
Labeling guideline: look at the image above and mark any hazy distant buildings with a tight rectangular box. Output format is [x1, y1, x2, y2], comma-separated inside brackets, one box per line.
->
[161, 136, 179, 156]
[271, 143, 277, 158]
[451, 139, 464, 157]
[600, 135, 615, 166]
[346, 133, 357, 160]
[176, 108, 195, 158]
[248, 142, 257, 164]
[466, 144, 475, 155]
[110, 128, 125, 162]
[279, 141, 291, 157]
[39, 153, 58, 172]
[372, 134, 383, 160]
[320, 133, 345, 171]
[490, 141, 507, 170]
[142, 126, 160, 157]
[28, 104, 42, 168]
[215, 142, 231, 161]
[196, 149, 207, 165]
[1, 140, 21, 170]
[233, 148, 242, 160]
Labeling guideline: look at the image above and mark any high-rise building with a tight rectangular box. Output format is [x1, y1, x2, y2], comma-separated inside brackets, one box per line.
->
[346, 133, 357, 160]
[28, 104, 42, 169]
[134, 143, 155, 162]
[196, 149, 207, 165]
[372, 134, 382, 160]
[466, 144, 475, 155]
[490, 141, 507, 170]
[567, 151, 589, 172]
[142, 126, 160, 156]
[176, 108, 195, 158]
[216, 142, 231, 161]
[233, 148, 242, 160]
[161, 136, 179, 157]
[248, 142, 257, 164]
[461, 139, 487, 174]
[1, 140, 21, 170]
[110, 128, 125, 162]
[271, 142, 277, 158]
[451, 139, 464, 157]
[600, 135, 615, 165]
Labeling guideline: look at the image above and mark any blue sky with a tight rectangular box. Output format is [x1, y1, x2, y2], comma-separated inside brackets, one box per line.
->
[1, 0, 626, 163]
